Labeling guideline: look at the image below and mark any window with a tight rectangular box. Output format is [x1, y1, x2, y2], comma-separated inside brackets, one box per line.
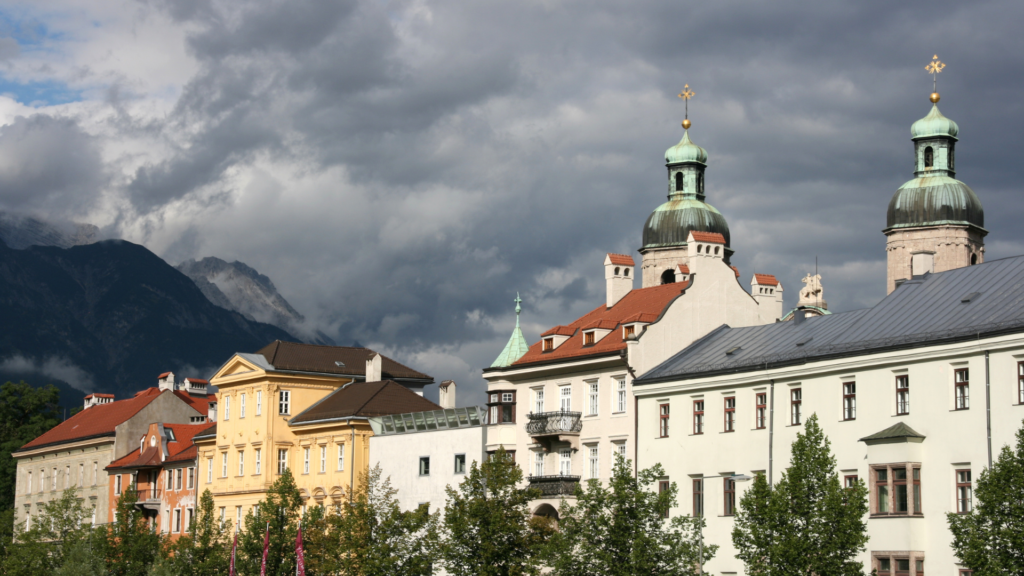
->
[256, 390, 262, 415]
[588, 446, 599, 479]
[660, 403, 670, 437]
[615, 378, 626, 413]
[279, 391, 291, 415]
[845, 475, 859, 489]
[79, 463, 83, 487]
[207, 458, 213, 483]
[724, 477, 736, 516]
[724, 397, 735, 432]
[873, 465, 922, 515]
[955, 368, 969, 410]
[560, 386, 571, 411]
[455, 454, 466, 474]
[224, 396, 230, 420]
[219, 507, 225, 528]
[791, 388, 802, 425]
[173, 509, 181, 533]
[659, 480, 671, 518]
[616, 442, 627, 461]
[52, 468, 56, 490]
[956, 469, 972, 513]
[187, 467, 194, 489]
[303, 448, 310, 474]
[26, 472, 31, 495]
[755, 393, 767, 429]
[674, 171, 683, 191]
[624, 324, 635, 339]
[487, 391, 516, 424]
[584, 331, 595, 346]
[337, 444, 345, 471]
[692, 400, 703, 434]
[534, 388, 544, 413]
[534, 452, 544, 476]
[221, 453, 228, 478]
[186, 508, 194, 532]
[254, 449, 261, 475]
[559, 449, 572, 475]
[588, 382, 599, 416]
[419, 457, 430, 476]
[176, 468, 183, 490]
[924, 146, 933, 168]
[277, 449, 288, 474]
[93, 462, 97, 486]
[236, 507, 242, 529]
[896, 375, 910, 415]
[319, 446, 326, 473]
[115, 475, 122, 495]
[693, 479, 704, 516]
[543, 338, 554, 352]
[1019, 362, 1024, 404]
[240, 393, 246, 418]
[238, 451, 245, 476]
[843, 382, 856, 420]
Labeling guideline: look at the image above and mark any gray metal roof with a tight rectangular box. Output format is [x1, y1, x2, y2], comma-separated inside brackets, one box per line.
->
[635, 255, 1024, 384]
[368, 406, 483, 436]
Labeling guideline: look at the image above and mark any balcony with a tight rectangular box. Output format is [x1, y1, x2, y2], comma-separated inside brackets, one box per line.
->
[528, 475, 581, 498]
[526, 410, 582, 451]
[126, 488, 162, 513]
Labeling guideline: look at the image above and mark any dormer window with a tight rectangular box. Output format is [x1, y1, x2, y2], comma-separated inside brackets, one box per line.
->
[543, 338, 554, 351]
[624, 325, 635, 339]
[584, 332, 595, 346]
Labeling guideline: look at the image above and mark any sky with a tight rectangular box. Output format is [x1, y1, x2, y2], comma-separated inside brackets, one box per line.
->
[0, 0, 1022, 405]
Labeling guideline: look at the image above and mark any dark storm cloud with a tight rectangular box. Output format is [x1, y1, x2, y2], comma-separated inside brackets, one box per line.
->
[91, 0, 1024, 402]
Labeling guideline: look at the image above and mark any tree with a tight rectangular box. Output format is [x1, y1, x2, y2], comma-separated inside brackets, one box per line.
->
[437, 447, 546, 576]
[329, 464, 434, 576]
[166, 489, 232, 576]
[546, 454, 713, 576]
[238, 468, 302, 576]
[2, 488, 102, 576]
[0, 382, 60, 511]
[99, 486, 164, 576]
[732, 414, 869, 576]
[947, 418, 1024, 576]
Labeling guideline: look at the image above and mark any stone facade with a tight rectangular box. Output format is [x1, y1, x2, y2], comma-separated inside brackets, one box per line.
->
[640, 246, 689, 288]
[15, 440, 114, 528]
[885, 226, 984, 293]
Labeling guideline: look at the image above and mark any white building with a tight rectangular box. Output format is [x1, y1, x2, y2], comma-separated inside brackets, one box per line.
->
[483, 118, 783, 520]
[633, 95, 1009, 576]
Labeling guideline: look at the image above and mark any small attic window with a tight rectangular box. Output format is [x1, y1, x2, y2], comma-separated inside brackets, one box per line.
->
[961, 292, 981, 303]
[675, 172, 683, 191]
[584, 331, 595, 346]
[166, 429, 175, 441]
[725, 346, 741, 356]
[334, 361, 345, 367]
[796, 336, 813, 347]
[624, 325, 636, 339]
[543, 338, 554, 352]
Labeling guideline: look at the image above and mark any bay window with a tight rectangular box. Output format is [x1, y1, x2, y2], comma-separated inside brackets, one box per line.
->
[487, 391, 516, 424]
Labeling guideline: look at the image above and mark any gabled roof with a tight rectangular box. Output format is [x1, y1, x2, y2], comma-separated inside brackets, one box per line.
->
[691, 231, 726, 243]
[254, 341, 432, 381]
[106, 423, 210, 469]
[636, 255, 1024, 384]
[18, 388, 185, 452]
[753, 273, 779, 286]
[859, 422, 926, 443]
[289, 380, 442, 425]
[508, 281, 690, 368]
[606, 253, 635, 266]
[173, 390, 215, 413]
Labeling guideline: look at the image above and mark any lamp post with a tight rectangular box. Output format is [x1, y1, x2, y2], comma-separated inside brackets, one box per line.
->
[696, 473, 752, 575]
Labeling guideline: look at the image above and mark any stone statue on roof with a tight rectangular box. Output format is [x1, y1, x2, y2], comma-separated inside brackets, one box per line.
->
[798, 273, 827, 309]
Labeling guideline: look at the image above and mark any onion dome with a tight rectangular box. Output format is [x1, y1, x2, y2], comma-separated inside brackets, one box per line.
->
[643, 198, 731, 249]
[886, 176, 984, 230]
[911, 102, 959, 140]
[665, 131, 708, 165]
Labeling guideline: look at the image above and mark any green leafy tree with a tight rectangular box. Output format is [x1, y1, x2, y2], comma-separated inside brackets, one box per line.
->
[547, 454, 714, 576]
[329, 464, 435, 576]
[99, 486, 164, 576]
[53, 532, 106, 576]
[947, 419, 1024, 575]
[238, 468, 302, 576]
[732, 414, 869, 576]
[297, 503, 332, 576]
[437, 447, 545, 576]
[2, 487, 98, 575]
[0, 382, 60, 511]
[166, 489, 232, 576]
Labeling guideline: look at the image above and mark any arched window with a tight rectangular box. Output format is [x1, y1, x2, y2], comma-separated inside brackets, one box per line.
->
[697, 173, 704, 195]
[971, 253, 978, 265]
[674, 172, 683, 191]
[950, 147, 955, 170]
[924, 146, 933, 168]
[614, 267, 620, 275]
[660, 269, 676, 285]
[624, 268, 630, 277]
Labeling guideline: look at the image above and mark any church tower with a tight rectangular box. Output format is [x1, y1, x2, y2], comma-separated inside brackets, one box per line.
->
[884, 73, 986, 293]
[639, 100, 731, 288]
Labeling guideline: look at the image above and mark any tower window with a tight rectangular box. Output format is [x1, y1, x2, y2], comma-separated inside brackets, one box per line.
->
[697, 173, 704, 195]
[971, 253, 978, 265]
[661, 269, 676, 285]
[924, 146, 933, 168]
[950, 146, 955, 170]
[614, 266, 620, 275]
[674, 172, 683, 191]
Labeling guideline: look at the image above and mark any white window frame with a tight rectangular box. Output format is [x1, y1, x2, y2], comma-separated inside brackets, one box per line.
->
[588, 445, 599, 479]
[238, 451, 245, 476]
[240, 393, 246, 418]
[207, 458, 213, 483]
[615, 377, 626, 413]
[534, 388, 544, 414]
[337, 444, 345, 471]
[319, 446, 326, 473]
[222, 453, 228, 478]
[254, 449, 261, 475]
[256, 390, 262, 415]
[560, 385, 572, 412]
[303, 448, 310, 474]
[279, 391, 291, 415]
[224, 396, 230, 420]
[534, 452, 544, 476]
[616, 441, 627, 462]
[587, 381, 599, 416]
[559, 448, 572, 475]
[278, 449, 288, 474]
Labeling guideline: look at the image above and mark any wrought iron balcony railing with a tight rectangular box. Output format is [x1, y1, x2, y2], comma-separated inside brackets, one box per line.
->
[525, 410, 583, 436]
[528, 475, 581, 497]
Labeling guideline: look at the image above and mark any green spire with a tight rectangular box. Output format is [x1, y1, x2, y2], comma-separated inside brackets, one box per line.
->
[491, 292, 529, 368]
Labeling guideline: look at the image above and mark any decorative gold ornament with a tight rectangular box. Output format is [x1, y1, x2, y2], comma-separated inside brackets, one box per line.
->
[677, 84, 695, 129]
[925, 55, 945, 97]
[682, 119, 691, 129]
[930, 92, 940, 103]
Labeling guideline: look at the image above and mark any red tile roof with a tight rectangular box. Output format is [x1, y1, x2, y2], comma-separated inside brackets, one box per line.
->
[19, 388, 170, 452]
[173, 390, 215, 413]
[582, 319, 619, 331]
[541, 325, 576, 337]
[691, 231, 726, 243]
[157, 372, 171, 379]
[731, 266, 740, 278]
[106, 423, 210, 469]
[513, 281, 689, 367]
[184, 378, 209, 384]
[606, 253, 635, 266]
[622, 312, 660, 324]
[677, 264, 690, 274]
[753, 273, 779, 286]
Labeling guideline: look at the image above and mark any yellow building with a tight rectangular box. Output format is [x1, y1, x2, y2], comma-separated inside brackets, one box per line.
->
[196, 341, 435, 525]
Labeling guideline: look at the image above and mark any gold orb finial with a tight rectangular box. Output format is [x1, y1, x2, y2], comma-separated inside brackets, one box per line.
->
[930, 92, 940, 103]
[677, 84, 695, 129]
[682, 119, 691, 130]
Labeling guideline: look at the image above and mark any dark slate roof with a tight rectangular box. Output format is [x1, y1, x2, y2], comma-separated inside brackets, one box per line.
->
[289, 380, 442, 425]
[255, 341, 432, 382]
[636, 255, 1024, 384]
[859, 422, 925, 443]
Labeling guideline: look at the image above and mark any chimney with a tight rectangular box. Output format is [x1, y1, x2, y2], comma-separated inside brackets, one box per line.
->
[604, 254, 635, 308]
[158, 372, 175, 392]
[83, 393, 114, 410]
[439, 380, 456, 409]
[686, 231, 726, 275]
[751, 274, 784, 322]
[365, 353, 382, 382]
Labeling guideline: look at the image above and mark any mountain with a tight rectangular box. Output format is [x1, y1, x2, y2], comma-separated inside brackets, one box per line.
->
[0, 238, 295, 400]
[0, 212, 99, 249]
[176, 257, 335, 345]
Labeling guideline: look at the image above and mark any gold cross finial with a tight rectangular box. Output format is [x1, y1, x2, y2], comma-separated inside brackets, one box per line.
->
[677, 84, 695, 129]
[925, 55, 945, 101]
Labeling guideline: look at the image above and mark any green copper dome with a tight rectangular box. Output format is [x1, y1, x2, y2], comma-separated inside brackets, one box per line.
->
[491, 293, 529, 368]
[665, 131, 708, 164]
[642, 198, 731, 250]
[886, 175, 984, 230]
[911, 104, 959, 140]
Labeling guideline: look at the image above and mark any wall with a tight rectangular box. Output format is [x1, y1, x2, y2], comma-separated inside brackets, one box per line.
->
[113, 391, 202, 462]
[885, 226, 985, 294]
[14, 439, 114, 527]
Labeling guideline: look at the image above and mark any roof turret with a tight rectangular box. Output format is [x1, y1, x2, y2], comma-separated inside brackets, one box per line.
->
[491, 293, 530, 367]
[665, 130, 708, 165]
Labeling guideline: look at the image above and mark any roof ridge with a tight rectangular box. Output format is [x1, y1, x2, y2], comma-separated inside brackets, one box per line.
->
[352, 380, 392, 415]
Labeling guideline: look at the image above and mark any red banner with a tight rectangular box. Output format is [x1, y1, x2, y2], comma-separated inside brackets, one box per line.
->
[260, 524, 270, 576]
[229, 533, 237, 576]
[295, 524, 306, 576]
